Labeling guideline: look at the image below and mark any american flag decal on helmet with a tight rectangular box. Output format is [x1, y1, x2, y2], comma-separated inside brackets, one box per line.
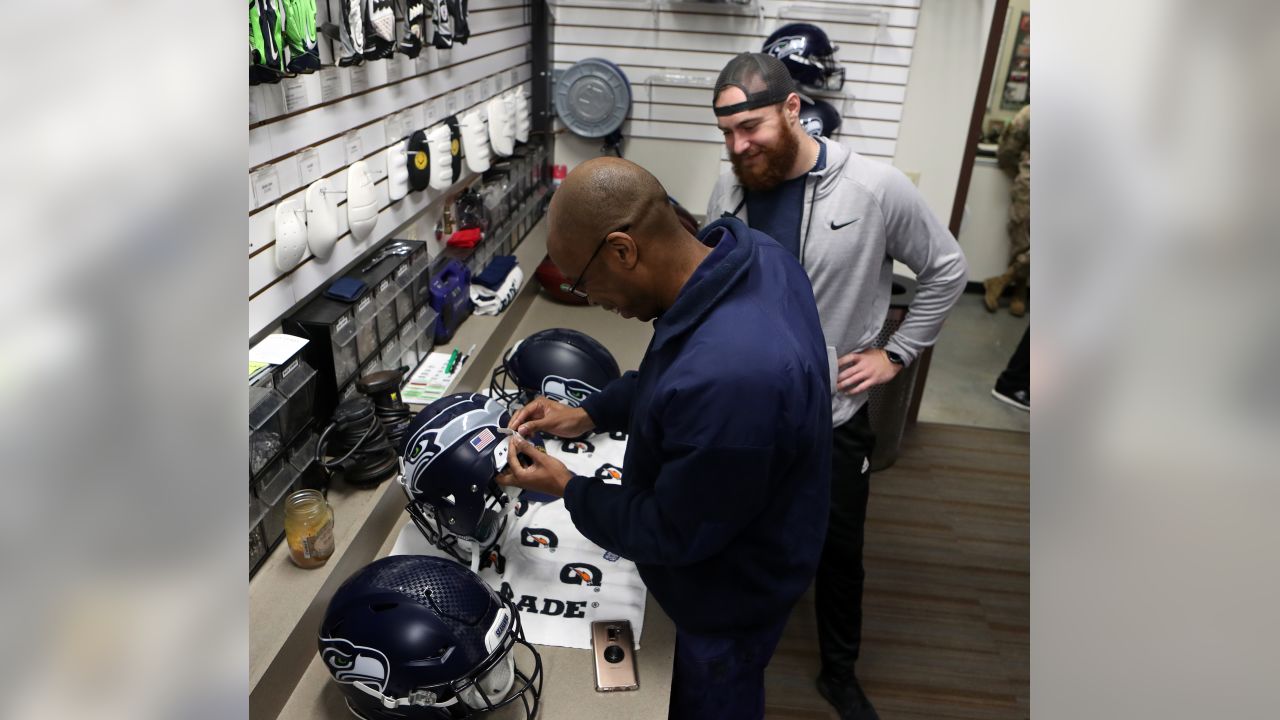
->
[470, 427, 497, 452]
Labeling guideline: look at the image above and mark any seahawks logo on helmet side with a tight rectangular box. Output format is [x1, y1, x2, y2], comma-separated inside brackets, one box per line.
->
[801, 116, 824, 137]
[520, 528, 559, 549]
[559, 563, 603, 587]
[764, 35, 809, 62]
[319, 637, 391, 692]
[541, 375, 600, 408]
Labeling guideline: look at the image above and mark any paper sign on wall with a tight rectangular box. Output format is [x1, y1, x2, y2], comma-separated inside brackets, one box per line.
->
[345, 131, 364, 163]
[320, 67, 343, 102]
[250, 166, 281, 206]
[297, 148, 322, 185]
[282, 76, 310, 113]
[349, 64, 369, 92]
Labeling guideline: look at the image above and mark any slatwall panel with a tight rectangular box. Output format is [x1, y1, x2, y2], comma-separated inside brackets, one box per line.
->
[248, 0, 535, 339]
[550, 0, 921, 163]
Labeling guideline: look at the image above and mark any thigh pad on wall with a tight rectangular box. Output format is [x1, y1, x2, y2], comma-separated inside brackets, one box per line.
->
[459, 109, 491, 174]
[487, 96, 515, 158]
[305, 178, 340, 260]
[386, 140, 409, 201]
[346, 160, 379, 241]
[512, 89, 530, 144]
[274, 197, 309, 272]
[407, 130, 431, 192]
[427, 124, 455, 190]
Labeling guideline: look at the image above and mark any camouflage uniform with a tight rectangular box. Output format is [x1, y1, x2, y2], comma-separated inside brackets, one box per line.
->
[998, 105, 1030, 284]
[984, 105, 1029, 314]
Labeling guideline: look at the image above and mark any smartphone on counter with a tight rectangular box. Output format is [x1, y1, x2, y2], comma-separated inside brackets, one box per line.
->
[591, 620, 639, 692]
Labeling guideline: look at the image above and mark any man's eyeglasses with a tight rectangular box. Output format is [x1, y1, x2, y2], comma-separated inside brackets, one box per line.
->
[559, 225, 629, 299]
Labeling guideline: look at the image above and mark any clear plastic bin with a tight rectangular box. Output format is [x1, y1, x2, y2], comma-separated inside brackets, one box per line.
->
[398, 321, 420, 370]
[353, 294, 379, 362]
[258, 458, 301, 545]
[330, 309, 359, 386]
[275, 358, 317, 444]
[250, 386, 287, 477]
[380, 338, 402, 372]
[250, 495, 268, 575]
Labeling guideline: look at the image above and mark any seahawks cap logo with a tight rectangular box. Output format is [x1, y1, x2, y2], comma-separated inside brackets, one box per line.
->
[541, 375, 600, 408]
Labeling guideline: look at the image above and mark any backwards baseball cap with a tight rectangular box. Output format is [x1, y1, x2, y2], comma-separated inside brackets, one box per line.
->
[713, 52, 799, 117]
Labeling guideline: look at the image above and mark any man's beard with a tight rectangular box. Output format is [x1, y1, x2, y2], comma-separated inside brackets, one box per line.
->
[730, 126, 801, 192]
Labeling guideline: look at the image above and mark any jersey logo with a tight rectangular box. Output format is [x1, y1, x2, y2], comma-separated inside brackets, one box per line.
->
[830, 217, 860, 230]
[319, 637, 391, 692]
[520, 528, 559, 549]
[560, 439, 595, 454]
[602, 550, 620, 562]
[560, 563, 603, 587]
[594, 464, 623, 483]
[541, 375, 600, 408]
[486, 545, 506, 574]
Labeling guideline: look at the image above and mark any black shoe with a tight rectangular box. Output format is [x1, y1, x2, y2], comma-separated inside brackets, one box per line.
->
[816, 673, 880, 720]
[991, 384, 1030, 411]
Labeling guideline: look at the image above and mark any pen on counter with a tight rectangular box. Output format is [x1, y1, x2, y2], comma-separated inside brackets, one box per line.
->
[445, 348, 459, 373]
[457, 343, 477, 371]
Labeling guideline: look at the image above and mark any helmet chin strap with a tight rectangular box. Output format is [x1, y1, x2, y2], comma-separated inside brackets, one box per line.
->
[351, 679, 460, 709]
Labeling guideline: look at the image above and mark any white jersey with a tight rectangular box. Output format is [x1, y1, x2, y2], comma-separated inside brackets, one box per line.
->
[390, 429, 646, 649]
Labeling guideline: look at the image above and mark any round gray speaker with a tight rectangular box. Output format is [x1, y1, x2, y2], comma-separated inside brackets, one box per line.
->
[553, 58, 631, 138]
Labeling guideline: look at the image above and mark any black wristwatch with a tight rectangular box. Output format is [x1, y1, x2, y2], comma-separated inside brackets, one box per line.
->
[884, 350, 906, 367]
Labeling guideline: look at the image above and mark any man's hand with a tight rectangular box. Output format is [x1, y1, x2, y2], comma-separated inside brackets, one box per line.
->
[508, 395, 596, 438]
[836, 349, 903, 395]
[495, 434, 574, 498]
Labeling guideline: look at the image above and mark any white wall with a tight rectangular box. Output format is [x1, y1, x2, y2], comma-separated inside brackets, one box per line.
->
[894, 0, 995, 225]
[550, 0, 924, 208]
[248, 0, 536, 339]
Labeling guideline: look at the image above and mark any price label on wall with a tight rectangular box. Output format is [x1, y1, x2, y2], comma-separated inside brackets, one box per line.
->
[250, 166, 281, 206]
[481, 76, 493, 98]
[349, 64, 369, 93]
[446, 93, 458, 114]
[345, 131, 364, 163]
[423, 101, 438, 126]
[511, 68, 520, 88]
[282, 76, 310, 113]
[320, 67, 343, 102]
[464, 83, 476, 107]
[386, 57, 404, 82]
[297, 149, 322, 185]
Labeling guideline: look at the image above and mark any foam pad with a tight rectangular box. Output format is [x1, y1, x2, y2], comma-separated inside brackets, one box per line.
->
[346, 160, 379, 241]
[305, 178, 340, 260]
[427, 124, 454, 190]
[274, 198, 309, 272]
[487, 96, 515, 157]
[406, 130, 431, 192]
[386, 140, 409, 202]
[445, 115, 463, 182]
[459, 109, 491, 174]
[513, 89, 531, 144]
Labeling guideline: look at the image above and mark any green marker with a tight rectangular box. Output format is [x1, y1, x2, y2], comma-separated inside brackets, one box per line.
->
[445, 348, 459, 373]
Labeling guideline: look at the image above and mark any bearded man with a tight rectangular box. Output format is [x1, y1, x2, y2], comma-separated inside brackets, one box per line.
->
[706, 53, 968, 720]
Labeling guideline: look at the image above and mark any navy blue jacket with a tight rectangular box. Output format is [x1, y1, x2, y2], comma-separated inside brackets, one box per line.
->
[566, 217, 832, 635]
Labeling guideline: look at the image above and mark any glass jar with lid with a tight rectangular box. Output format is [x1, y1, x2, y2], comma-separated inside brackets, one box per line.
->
[284, 489, 335, 568]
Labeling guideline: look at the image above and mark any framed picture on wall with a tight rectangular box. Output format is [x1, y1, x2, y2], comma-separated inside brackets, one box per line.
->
[1001, 12, 1030, 110]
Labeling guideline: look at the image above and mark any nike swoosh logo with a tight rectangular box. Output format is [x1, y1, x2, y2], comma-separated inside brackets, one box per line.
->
[831, 217, 861, 230]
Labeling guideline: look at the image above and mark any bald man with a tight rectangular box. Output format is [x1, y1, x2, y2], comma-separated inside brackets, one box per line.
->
[497, 157, 832, 719]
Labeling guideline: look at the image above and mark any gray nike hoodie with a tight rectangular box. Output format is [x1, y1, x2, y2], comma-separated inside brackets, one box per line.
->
[706, 137, 968, 426]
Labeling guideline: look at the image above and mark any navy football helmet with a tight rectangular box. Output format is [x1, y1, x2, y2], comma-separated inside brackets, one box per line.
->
[489, 329, 621, 411]
[763, 23, 845, 91]
[319, 555, 542, 720]
[399, 393, 528, 570]
[799, 97, 841, 138]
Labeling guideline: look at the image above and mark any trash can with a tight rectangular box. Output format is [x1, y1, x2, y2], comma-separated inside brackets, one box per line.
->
[866, 276, 918, 471]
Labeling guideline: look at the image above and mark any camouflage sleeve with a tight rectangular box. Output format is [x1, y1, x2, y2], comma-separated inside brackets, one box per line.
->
[997, 105, 1030, 177]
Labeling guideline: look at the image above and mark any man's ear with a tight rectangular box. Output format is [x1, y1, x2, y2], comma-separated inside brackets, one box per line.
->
[607, 231, 639, 270]
[785, 93, 802, 123]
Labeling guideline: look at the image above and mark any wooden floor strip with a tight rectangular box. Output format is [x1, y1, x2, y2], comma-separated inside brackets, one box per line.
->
[764, 422, 1029, 719]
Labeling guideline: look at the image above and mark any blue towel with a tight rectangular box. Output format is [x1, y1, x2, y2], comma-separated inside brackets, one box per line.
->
[474, 255, 518, 290]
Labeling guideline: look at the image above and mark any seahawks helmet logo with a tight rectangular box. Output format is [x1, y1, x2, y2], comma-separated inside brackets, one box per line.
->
[521, 528, 559, 549]
[319, 637, 391, 692]
[541, 375, 600, 408]
[764, 35, 809, 62]
[560, 563, 603, 587]
[801, 116, 824, 137]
